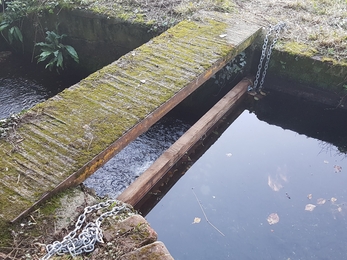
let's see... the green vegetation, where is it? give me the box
[0,0,31,47]
[36,30,79,72]
[0,0,81,71]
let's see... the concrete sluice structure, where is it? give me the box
[0,12,261,227]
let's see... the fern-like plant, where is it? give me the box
[36,30,79,72]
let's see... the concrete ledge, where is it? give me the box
[120,241,174,260]
[0,12,261,223]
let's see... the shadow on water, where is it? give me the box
[143,89,347,260]
[251,89,347,155]
[0,53,88,119]
[2,50,347,259]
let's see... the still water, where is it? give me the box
[146,110,347,260]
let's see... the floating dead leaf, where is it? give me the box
[334,165,342,173]
[317,198,326,205]
[268,175,283,191]
[192,217,201,224]
[338,207,342,212]
[324,160,329,164]
[331,197,337,203]
[226,153,232,157]
[305,204,316,211]
[307,194,312,200]
[267,213,279,225]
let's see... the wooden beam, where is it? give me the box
[118,77,251,206]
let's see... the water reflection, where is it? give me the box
[146,111,347,260]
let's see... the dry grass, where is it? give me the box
[86,0,347,62]
[234,0,347,61]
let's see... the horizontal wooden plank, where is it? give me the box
[0,12,260,222]
[118,77,250,206]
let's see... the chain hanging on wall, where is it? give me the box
[248,21,286,95]
[41,200,133,260]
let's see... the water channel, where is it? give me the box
[1,53,347,259]
[146,105,347,259]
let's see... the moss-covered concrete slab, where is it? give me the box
[0,12,261,223]
[268,42,347,98]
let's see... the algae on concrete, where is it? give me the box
[268,41,347,93]
[0,13,261,226]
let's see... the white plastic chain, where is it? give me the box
[41,200,133,260]
[249,21,286,92]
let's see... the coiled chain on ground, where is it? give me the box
[250,21,286,92]
[41,200,133,260]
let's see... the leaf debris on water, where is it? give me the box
[317,198,326,205]
[331,197,337,203]
[305,204,316,211]
[307,194,312,200]
[334,165,342,173]
[193,217,201,224]
[267,213,279,225]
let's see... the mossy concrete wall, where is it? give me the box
[263,42,347,108]
[269,50,347,91]
[0,13,261,224]
[1,8,158,73]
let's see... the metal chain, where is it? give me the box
[250,21,286,92]
[41,200,133,260]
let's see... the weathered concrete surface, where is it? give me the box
[48,209,172,259]
[265,43,347,108]
[0,12,261,223]
[121,241,174,260]
[28,9,157,73]
[269,48,347,93]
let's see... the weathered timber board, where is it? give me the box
[117,78,250,207]
[0,12,261,222]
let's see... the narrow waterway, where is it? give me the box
[83,117,191,198]
[2,51,347,259]
[146,107,347,260]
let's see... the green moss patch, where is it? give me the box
[0,14,260,226]
[269,46,347,92]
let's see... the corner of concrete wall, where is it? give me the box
[19,8,159,73]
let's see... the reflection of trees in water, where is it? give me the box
[318,141,347,158]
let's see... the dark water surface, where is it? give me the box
[146,110,347,260]
[0,53,87,119]
[3,52,347,259]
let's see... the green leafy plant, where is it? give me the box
[0,20,23,44]
[36,30,79,72]
[0,0,31,46]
